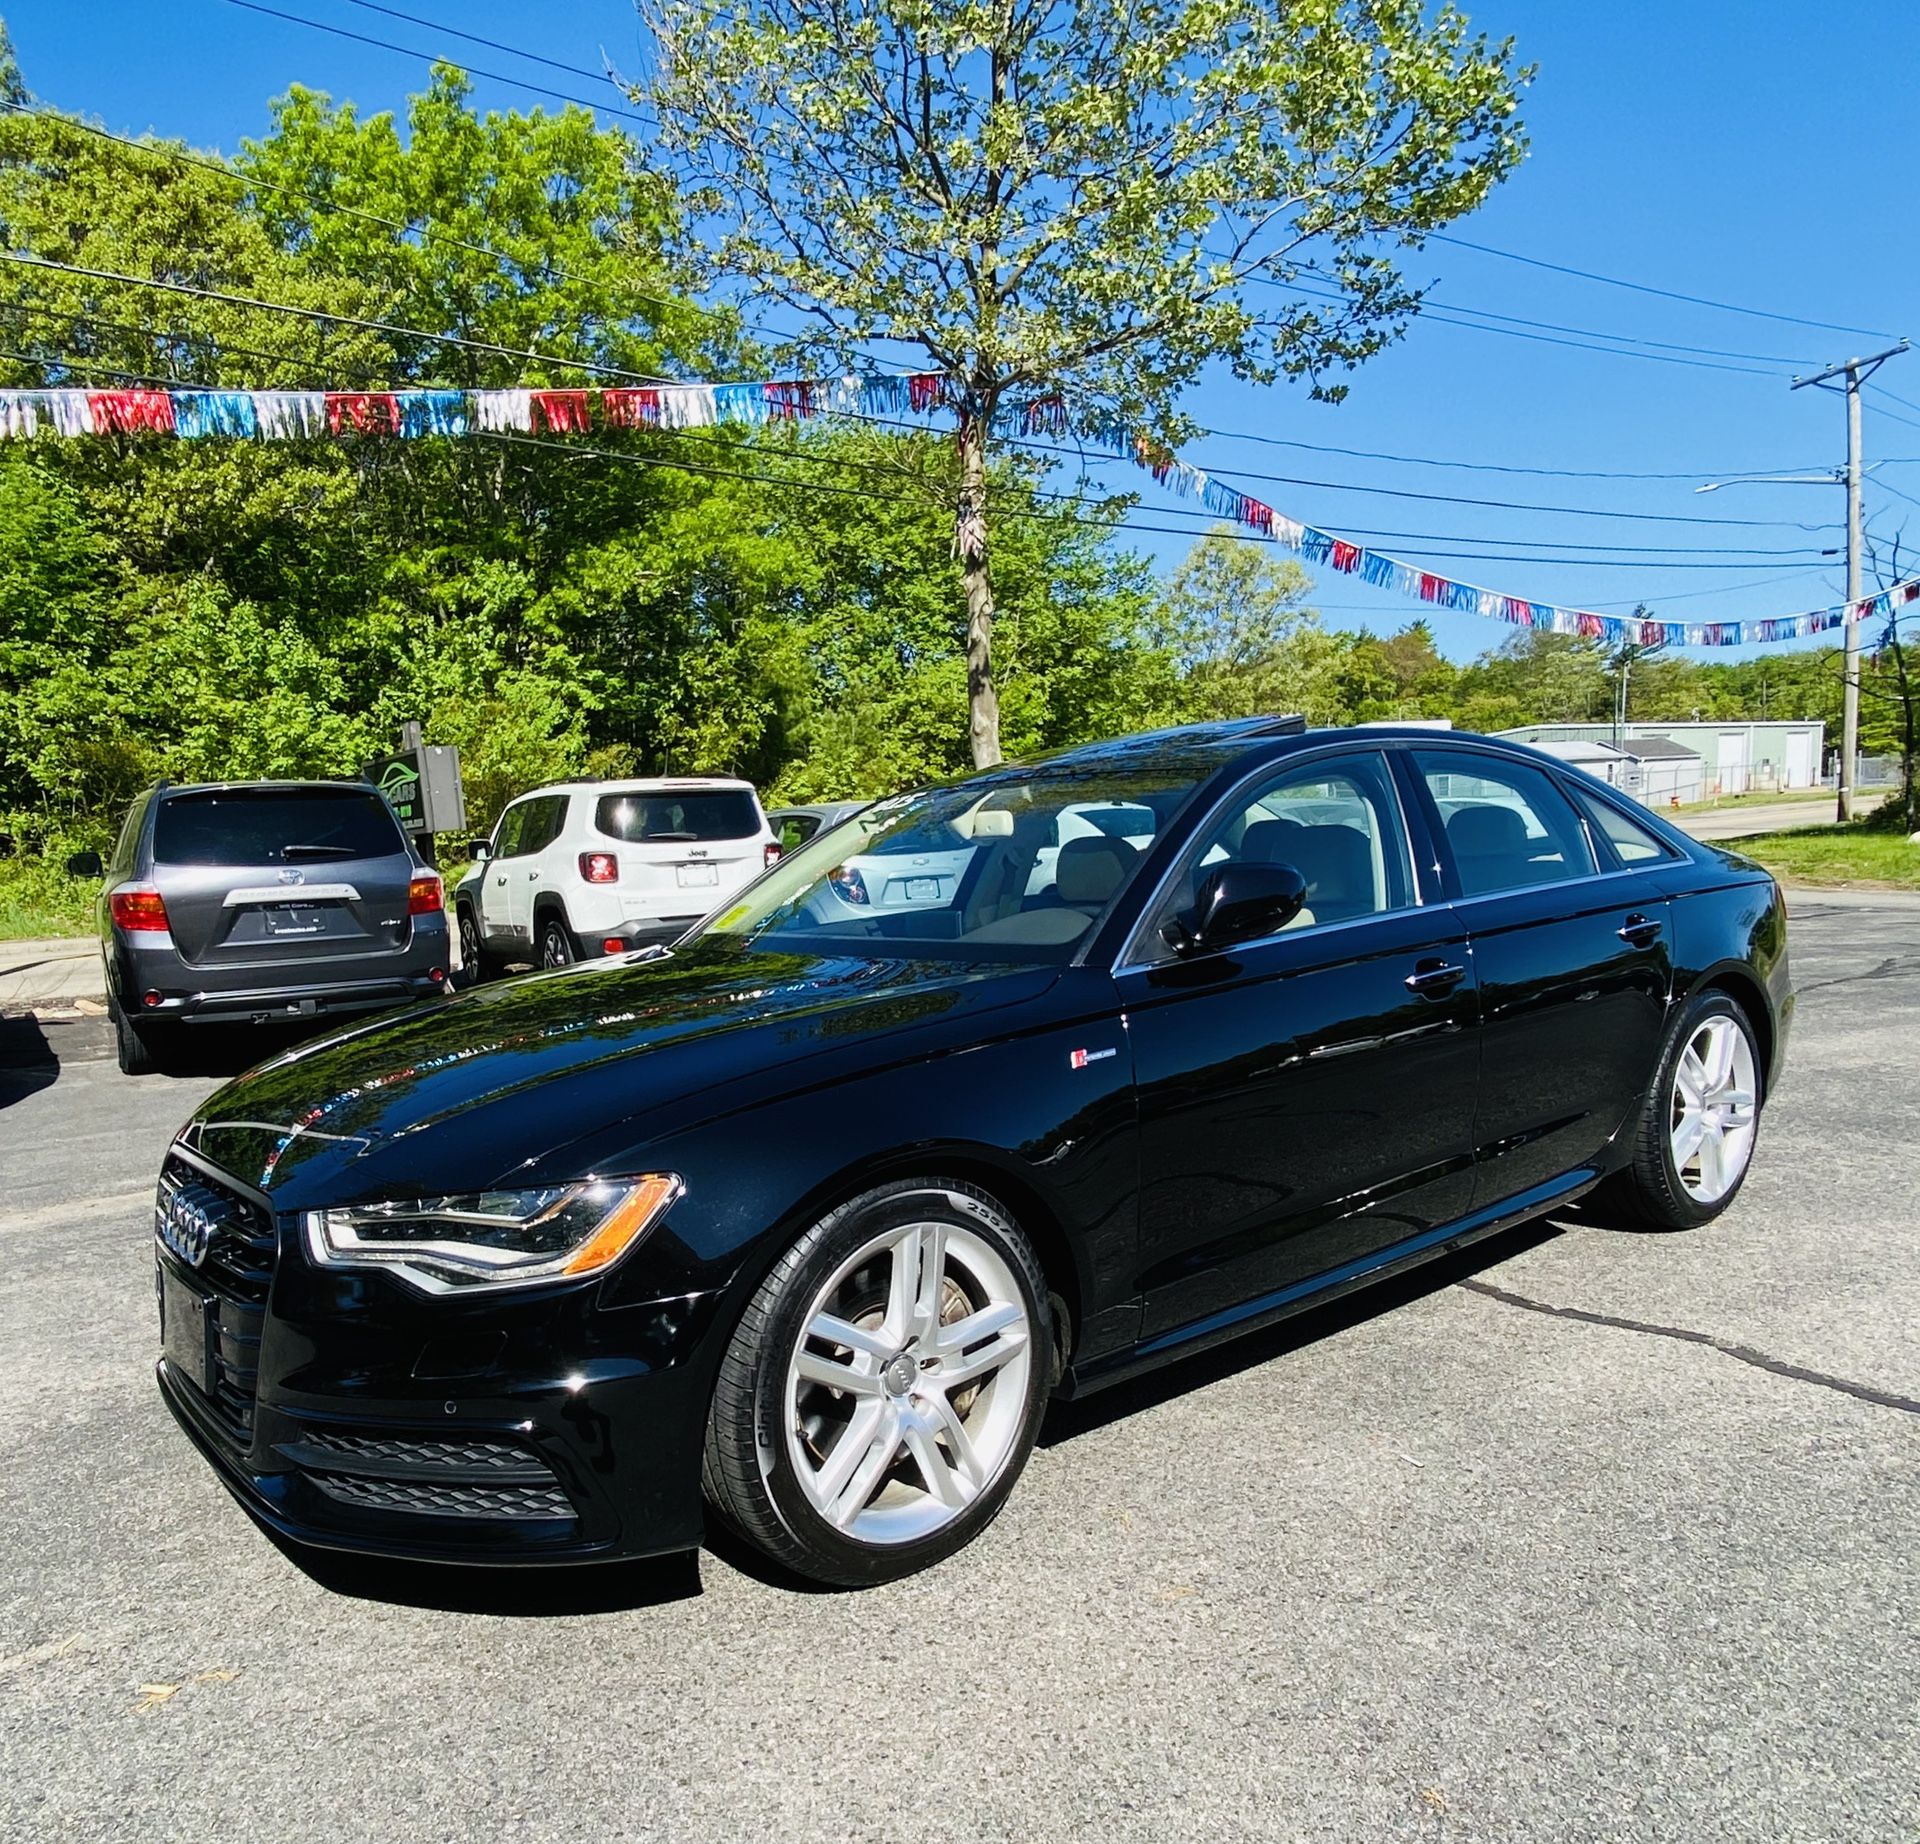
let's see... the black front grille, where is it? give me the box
[158,1151,278,1445]
[276,1427,577,1526]
[309,1471,573,1522]
[298,1432,535,1472]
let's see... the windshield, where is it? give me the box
[689,762,1204,963]
[154,788,406,866]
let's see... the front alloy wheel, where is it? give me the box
[703,1179,1050,1586]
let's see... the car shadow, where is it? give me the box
[147,1020,359,1081]
[260,1521,706,1615]
[1041,1218,1566,1448]
[0,1013,61,1110]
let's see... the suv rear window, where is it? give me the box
[153,788,406,866]
[595,790,760,843]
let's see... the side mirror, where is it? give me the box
[65,850,104,878]
[468,839,494,863]
[1168,861,1308,956]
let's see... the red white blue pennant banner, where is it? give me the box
[3,378,1911,650]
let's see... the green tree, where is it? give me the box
[641,0,1529,766]
[1154,526,1343,723]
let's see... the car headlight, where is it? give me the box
[303,1175,682,1295]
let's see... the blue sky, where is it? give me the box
[7,0,1919,662]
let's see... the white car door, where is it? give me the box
[507,794,569,945]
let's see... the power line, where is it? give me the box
[0,249,674,383]
[218,0,657,129]
[334,0,625,88]
[1426,231,1903,340]
[1261,273,1797,378]
[1183,424,1826,484]
[478,429,1842,570]
[0,100,723,334]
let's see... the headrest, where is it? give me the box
[1447,803,1530,858]
[1284,823,1373,915]
[1240,817,1306,862]
[1056,834,1135,905]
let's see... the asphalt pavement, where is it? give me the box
[2,898,1916,1843]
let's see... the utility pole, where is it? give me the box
[1791,340,1908,820]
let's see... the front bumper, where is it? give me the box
[155,1198,727,1565]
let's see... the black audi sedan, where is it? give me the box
[154,720,1790,1586]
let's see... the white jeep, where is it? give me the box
[455,777,779,976]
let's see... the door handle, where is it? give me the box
[527,870,540,881]
[1617,913,1661,946]
[1405,959,1467,995]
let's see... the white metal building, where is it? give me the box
[1498,721,1822,796]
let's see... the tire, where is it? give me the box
[1611,989,1764,1230]
[537,912,577,968]
[456,904,493,985]
[110,989,164,1076]
[702,1178,1052,1587]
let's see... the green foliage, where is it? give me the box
[1723,822,1920,891]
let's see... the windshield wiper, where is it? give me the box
[279,843,359,858]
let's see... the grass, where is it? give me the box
[1722,821,1920,891]
[0,856,96,939]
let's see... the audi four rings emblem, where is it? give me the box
[158,1189,220,1268]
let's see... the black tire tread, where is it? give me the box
[110,990,159,1076]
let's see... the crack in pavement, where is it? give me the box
[1460,1278,1920,1418]
[1793,955,1920,997]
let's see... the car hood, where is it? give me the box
[183,942,1059,1202]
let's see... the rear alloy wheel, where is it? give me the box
[1613,990,1762,1229]
[456,905,490,984]
[109,989,164,1076]
[703,1179,1050,1586]
[539,915,574,968]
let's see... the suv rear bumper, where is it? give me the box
[114,918,450,1023]
[580,917,705,955]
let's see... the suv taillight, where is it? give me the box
[579,851,619,884]
[109,885,169,932]
[764,841,782,868]
[407,872,443,917]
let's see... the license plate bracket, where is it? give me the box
[904,877,941,902]
[160,1265,217,1397]
[263,905,325,937]
[676,862,719,889]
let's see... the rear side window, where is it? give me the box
[1569,784,1676,865]
[153,788,404,866]
[1416,752,1597,896]
[596,790,760,843]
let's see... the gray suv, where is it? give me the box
[75,780,451,1074]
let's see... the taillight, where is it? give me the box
[828,865,869,905]
[407,872,443,917]
[764,841,782,868]
[579,851,619,884]
[109,885,169,932]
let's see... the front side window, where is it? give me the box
[1145,751,1413,955]
[153,787,405,866]
[692,761,1208,963]
[523,794,570,854]
[1416,751,1598,896]
[492,801,533,859]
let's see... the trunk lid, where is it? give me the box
[151,787,420,967]
[589,785,767,918]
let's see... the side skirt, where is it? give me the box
[1058,1167,1603,1400]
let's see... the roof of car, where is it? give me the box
[156,778,378,796]
[1017,717,1523,777]
[517,777,757,795]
